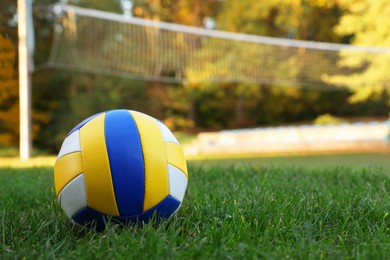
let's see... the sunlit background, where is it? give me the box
[1,0,389,165]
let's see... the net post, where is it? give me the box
[18,0,33,161]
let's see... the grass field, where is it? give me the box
[1,153,390,259]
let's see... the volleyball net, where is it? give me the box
[46,4,390,89]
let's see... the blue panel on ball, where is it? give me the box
[72,196,181,231]
[142,195,181,219]
[117,195,181,223]
[72,206,107,231]
[105,110,145,216]
[68,112,104,136]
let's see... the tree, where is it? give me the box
[129,0,221,129]
[0,0,18,42]
[0,34,19,146]
[217,0,342,42]
[184,0,348,127]
[0,1,19,136]
[326,0,390,105]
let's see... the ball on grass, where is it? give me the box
[54,109,188,230]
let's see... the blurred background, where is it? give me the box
[1,0,389,160]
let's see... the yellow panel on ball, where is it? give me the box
[54,151,83,196]
[80,113,120,216]
[165,142,188,178]
[130,111,169,211]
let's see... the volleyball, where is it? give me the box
[54,109,188,230]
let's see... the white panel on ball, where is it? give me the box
[168,164,188,202]
[58,173,87,219]
[57,130,81,159]
[158,122,179,144]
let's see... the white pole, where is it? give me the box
[18,0,32,161]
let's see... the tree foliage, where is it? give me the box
[0,34,19,145]
[327,0,390,104]
[132,0,219,25]
[183,0,348,128]
[217,0,342,42]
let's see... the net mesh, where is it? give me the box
[47,4,390,89]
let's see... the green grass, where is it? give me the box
[1,155,390,259]
[190,152,390,169]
